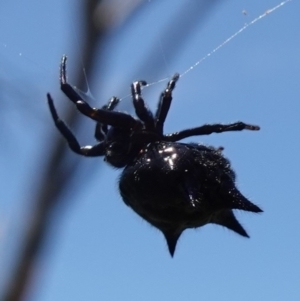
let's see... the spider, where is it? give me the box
[47,55,262,256]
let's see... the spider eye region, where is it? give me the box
[104,127,133,168]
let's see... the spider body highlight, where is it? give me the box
[48,56,262,256]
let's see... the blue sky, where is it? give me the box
[1,0,300,300]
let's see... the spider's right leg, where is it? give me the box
[47,94,105,157]
[165,122,260,142]
[131,80,155,130]
[105,96,120,111]
[155,73,179,135]
[95,97,120,141]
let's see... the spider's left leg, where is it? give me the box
[47,94,105,157]
[131,80,155,130]
[75,100,139,129]
[60,55,84,104]
[165,122,260,142]
[58,56,139,130]
[155,73,179,135]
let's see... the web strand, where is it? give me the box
[145,0,292,88]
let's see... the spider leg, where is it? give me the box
[59,68,136,129]
[60,55,111,127]
[47,94,105,157]
[95,97,120,141]
[155,73,179,135]
[105,96,120,111]
[59,56,136,130]
[165,122,260,142]
[60,55,83,104]
[131,80,155,130]
[75,100,139,128]
[94,123,105,141]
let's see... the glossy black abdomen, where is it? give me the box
[120,142,229,225]
[120,142,261,255]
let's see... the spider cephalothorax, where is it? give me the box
[48,55,262,256]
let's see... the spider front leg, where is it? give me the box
[60,55,83,104]
[58,56,137,129]
[131,80,155,130]
[59,55,105,125]
[47,94,106,157]
[165,121,260,142]
[155,73,179,135]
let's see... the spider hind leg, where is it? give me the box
[47,94,105,157]
[165,122,260,142]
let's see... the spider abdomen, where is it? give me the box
[119,141,262,256]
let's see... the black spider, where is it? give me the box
[47,55,262,256]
